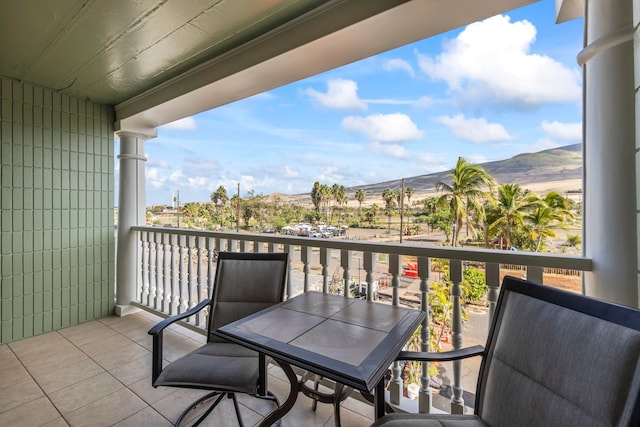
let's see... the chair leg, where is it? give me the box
[230,393,245,427]
[175,391,225,427]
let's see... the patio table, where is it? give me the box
[215,291,426,426]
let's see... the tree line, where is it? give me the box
[147,157,581,253]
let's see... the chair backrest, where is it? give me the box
[207,252,288,343]
[476,276,640,427]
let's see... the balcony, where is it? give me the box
[1,227,591,425]
[0,310,374,426]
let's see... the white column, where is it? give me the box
[579,0,638,307]
[115,130,154,316]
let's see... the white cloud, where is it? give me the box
[369,142,408,158]
[417,15,581,107]
[415,96,435,109]
[161,117,197,131]
[304,79,367,111]
[283,165,300,178]
[517,138,561,154]
[435,114,512,143]
[342,113,424,143]
[466,154,490,165]
[317,166,345,184]
[383,58,415,78]
[365,98,416,105]
[540,121,582,141]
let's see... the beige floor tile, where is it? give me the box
[34,358,105,394]
[0,379,45,413]
[8,332,65,355]
[151,388,215,422]
[0,363,32,391]
[108,355,155,386]
[25,347,90,378]
[92,341,149,370]
[157,392,264,427]
[42,416,71,426]
[9,334,76,365]
[112,406,172,427]
[0,396,61,427]
[64,388,147,427]
[0,344,21,371]
[77,333,134,358]
[128,376,178,405]
[99,314,155,335]
[59,323,118,348]
[118,319,156,343]
[49,372,124,414]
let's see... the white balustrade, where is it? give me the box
[130,226,592,415]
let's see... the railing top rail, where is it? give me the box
[132,226,592,271]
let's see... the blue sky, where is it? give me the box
[117,0,584,206]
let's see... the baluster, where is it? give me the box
[301,246,311,293]
[364,252,376,301]
[187,235,195,321]
[253,240,262,253]
[268,242,275,253]
[149,233,157,309]
[320,248,330,294]
[239,239,247,252]
[388,253,402,405]
[170,234,179,315]
[526,265,543,284]
[155,233,163,310]
[207,237,215,298]
[144,232,152,307]
[178,234,186,314]
[228,239,238,252]
[139,231,147,303]
[161,233,170,314]
[340,249,352,298]
[418,256,432,413]
[285,245,294,298]
[389,254,401,306]
[450,259,464,414]
[485,262,500,324]
[196,236,204,326]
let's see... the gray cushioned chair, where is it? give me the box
[148,251,288,426]
[373,276,640,427]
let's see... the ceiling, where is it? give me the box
[0,0,544,133]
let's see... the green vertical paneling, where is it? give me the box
[0,76,114,344]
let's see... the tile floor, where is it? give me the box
[0,311,374,426]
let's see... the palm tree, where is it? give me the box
[336,185,347,224]
[310,181,322,214]
[320,184,331,222]
[435,157,495,247]
[355,188,366,224]
[525,191,573,252]
[526,205,563,252]
[487,183,537,250]
[382,188,396,230]
[405,186,414,223]
[211,185,228,208]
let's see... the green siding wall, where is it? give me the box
[0,76,115,344]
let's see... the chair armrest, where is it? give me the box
[148,298,211,336]
[148,299,210,384]
[396,344,484,362]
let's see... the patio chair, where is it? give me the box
[148,251,288,427]
[373,275,640,427]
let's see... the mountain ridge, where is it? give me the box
[277,143,582,205]
[347,143,582,196]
